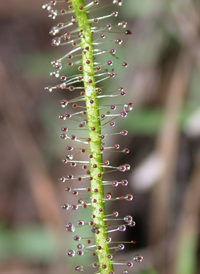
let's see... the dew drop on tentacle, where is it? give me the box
[67,250,75,257]
[125,29,132,35]
[133,255,143,262]
[75,265,84,272]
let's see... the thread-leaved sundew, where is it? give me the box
[43,0,143,273]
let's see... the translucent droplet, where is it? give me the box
[117,244,125,250]
[124,102,133,112]
[124,215,133,222]
[113,211,119,217]
[125,194,133,201]
[77,220,85,226]
[121,179,128,186]
[75,265,84,272]
[118,21,127,28]
[128,221,136,227]
[77,251,84,256]
[119,225,126,232]
[115,38,123,45]
[61,204,69,210]
[77,244,84,249]
[42,4,48,9]
[66,154,73,160]
[44,86,53,92]
[49,26,59,35]
[74,235,81,241]
[134,255,143,262]
[67,249,75,257]
[66,223,75,232]
[52,37,61,46]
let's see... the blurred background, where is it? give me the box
[0,0,200,274]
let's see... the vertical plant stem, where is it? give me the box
[71,1,114,273]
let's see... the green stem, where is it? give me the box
[71,1,114,273]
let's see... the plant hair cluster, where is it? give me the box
[43,1,143,273]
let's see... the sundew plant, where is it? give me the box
[43,1,143,273]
